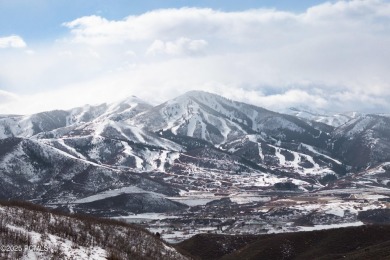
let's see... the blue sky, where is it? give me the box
[1,0,390,114]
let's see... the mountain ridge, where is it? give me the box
[1,90,390,220]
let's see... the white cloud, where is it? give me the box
[0,35,27,48]
[2,1,390,114]
[62,8,297,45]
[125,50,137,57]
[0,90,18,102]
[25,49,35,55]
[0,90,20,114]
[146,37,207,56]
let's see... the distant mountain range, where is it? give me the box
[283,106,361,127]
[1,90,390,215]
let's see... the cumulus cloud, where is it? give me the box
[0,35,27,48]
[62,8,297,46]
[146,38,207,56]
[2,1,390,114]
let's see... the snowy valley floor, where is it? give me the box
[113,188,390,244]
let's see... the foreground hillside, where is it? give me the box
[0,200,188,260]
[3,199,390,260]
[177,225,390,260]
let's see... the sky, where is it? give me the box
[1,0,390,115]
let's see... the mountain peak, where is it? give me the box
[179,90,222,100]
[115,95,150,106]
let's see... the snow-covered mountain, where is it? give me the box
[132,91,327,147]
[0,96,151,139]
[285,106,361,127]
[1,90,389,216]
[0,136,187,217]
[331,114,390,168]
